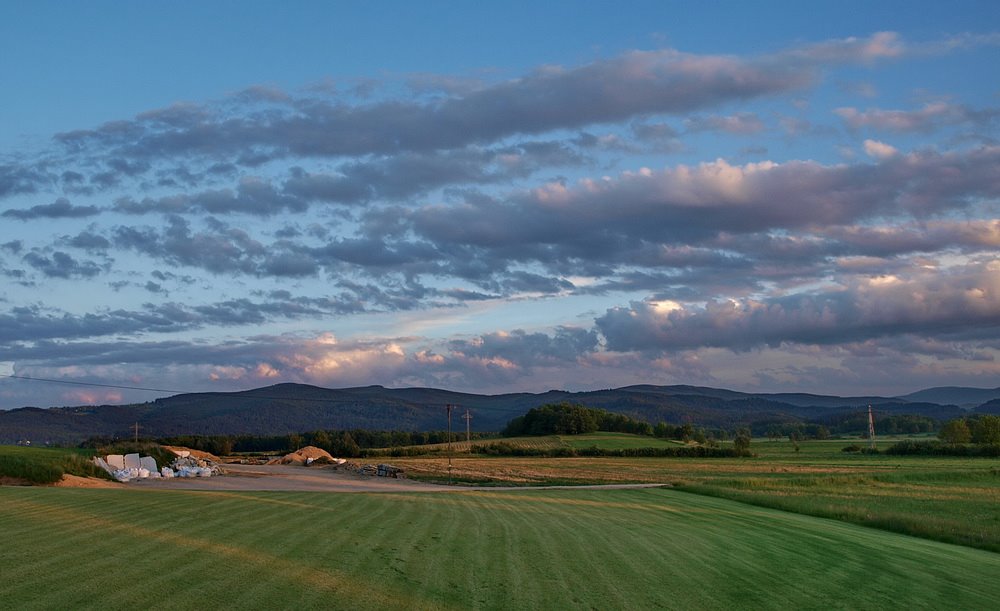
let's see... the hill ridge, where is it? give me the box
[2,382,995,444]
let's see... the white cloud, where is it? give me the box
[863,139,899,159]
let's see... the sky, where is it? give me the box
[2,1,1000,409]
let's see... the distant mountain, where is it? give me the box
[898,387,1000,408]
[975,399,1000,415]
[0,382,972,445]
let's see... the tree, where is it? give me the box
[733,428,752,453]
[972,415,1000,445]
[938,419,971,445]
[311,430,332,451]
[332,432,361,457]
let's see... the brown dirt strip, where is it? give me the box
[125,463,667,493]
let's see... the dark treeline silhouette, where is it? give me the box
[502,402,654,436]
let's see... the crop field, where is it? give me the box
[3,485,1000,610]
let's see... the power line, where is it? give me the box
[0,374,183,394]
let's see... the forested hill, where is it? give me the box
[2,382,995,444]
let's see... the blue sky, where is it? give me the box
[2,1,999,408]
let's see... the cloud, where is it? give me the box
[837,102,998,133]
[50,45,814,169]
[863,139,899,159]
[115,177,307,216]
[21,250,105,279]
[0,163,50,198]
[596,261,1000,353]
[448,327,599,368]
[3,197,101,220]
[684,113,765,134]
[411,148,1000,258]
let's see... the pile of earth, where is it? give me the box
[266,446,346,466]
[162,446,221,462]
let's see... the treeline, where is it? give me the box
[472,442,750,458]
[937,414,1000,445]
[854,415,1000,456]
[761,414,937,440]
[502,402,654,436]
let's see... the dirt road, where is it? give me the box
[131,463,665,493]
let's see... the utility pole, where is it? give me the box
[446,404,453,484]
[867,405,877,450]
[463,409,472,442]
[133,422,141,443]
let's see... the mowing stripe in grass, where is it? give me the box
[2,486,1000,609]
[0,493,448,610]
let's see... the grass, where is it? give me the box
[373,432,687,457]
[0,446,108,484]
[559,432,687,450]
[390,438,1000,551]
[2,486,1000,609]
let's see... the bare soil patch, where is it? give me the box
[52,474,122,489]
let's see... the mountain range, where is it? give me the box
[2,383,999,445]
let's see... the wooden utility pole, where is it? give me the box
[133,422,141,443]
[446,404,454,483]
[867,405,877,450]
[463,409,472,442]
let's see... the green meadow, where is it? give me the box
[3,485,1000,610]
[395,437,1000,552]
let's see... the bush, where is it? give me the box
[0,447,110,484]
[0,455,65,484]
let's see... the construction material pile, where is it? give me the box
[333,461,404,478]
[266,446,347,466]
[93,447,223,482]
[93,453,160,482]
[166,453,222,478]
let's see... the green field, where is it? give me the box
[559,431,687,450]
[2,485,1000,609]
[393,438,1000,551]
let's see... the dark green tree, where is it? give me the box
[938,419,971,445]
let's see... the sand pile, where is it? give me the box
[162,446,221,462]
[267,446,342,466]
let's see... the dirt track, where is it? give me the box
[130,463,665,493]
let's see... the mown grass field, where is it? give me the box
[392,438,1000,552]
[3,485,1000,610]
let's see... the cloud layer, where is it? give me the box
[2,30,1000,407]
